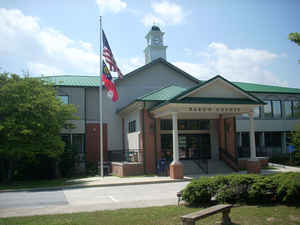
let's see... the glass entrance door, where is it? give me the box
[161,134,211,161]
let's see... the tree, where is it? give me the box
[289,32,300,63]
[291,125,300,165]
[0,72,77,182]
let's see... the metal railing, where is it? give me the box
[237,146,273,158]
[108,149,144,163]
[193,158,208,174]
[219,148,239,171]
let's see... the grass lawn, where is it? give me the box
[1,204,300,225]
[0,177,90,191]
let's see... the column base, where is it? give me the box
[170,161,184,179]
[247,159,261,174]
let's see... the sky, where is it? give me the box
[1,0,300,88]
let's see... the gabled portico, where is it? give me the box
[150,75,265,178]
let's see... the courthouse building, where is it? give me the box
[44,26,300,178]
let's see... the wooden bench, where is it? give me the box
[180,204,233,225]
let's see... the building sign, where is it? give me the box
[187,107,241,113]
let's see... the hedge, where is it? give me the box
[182,173,300,205]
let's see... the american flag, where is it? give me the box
[102,30,123,79]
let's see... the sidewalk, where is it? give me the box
[0,176,191,193]
[1,163,299,193]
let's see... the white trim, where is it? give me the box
[178,77,259,102]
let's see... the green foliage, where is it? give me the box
[215,175,258,203]
[290,125,300,165]
[59,144,80,178]
[275,172,300,203]
[289,32,300,63]
[0,72,77,182]
[86,161,99,176]
[182,177,213,205]
[248,176,277,203]
[182,173,300,205]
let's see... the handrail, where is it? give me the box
[237,146,268,158]
[219,148,239,171]
[193,158,208,174]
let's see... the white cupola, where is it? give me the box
[144,25,167,64]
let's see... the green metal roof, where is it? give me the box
[41,75,300,94]
[138,85,187,101]
[41,75,100,87]
[233,81,300,94]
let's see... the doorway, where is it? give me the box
[161,134,211,161]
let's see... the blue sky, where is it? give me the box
[1,0,300,87]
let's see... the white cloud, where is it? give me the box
[96,0,127,14]
[142,14,165,27]
[120,56,144,74]
[152,1,184,25]
[0,8,99,76]
[141,1,186,27]
[28,62,64,75]
[174,43,288,86]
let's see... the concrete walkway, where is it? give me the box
[1,163,299,193]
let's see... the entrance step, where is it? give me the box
[207,160,235,174]
[181,160,204,175]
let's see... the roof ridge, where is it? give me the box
[232,81,300,90]
[41,75,99,78]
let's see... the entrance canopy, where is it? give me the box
[150,75,265,119]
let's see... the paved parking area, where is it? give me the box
[0,182,189,218]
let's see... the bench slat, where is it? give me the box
[181,204,232,221]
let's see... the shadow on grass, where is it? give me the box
[0,177,92,191]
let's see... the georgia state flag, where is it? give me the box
[102,61,118,102]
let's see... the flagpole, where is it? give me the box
[99,16,104,178]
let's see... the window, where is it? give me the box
[284,101,293,119]
[241,132,250,147]
[57,95,69,104]
[263,100,282,119]
[128,120,136,133]
[293,101,300,119]
[161,119,172,130]
[264,100,272,118]
[73,134,85,153]
[60,134,84,153]
[273,101,282,118]
[265,132,281,147]
[253,107,260,118]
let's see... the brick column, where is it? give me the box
[143,110,156,174]
[156,119,162,160]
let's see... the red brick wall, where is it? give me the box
[238,158,269,170]
[111,162,144,177]
[225,117,237,159]
[218,116,225,150]
[142,110,156,174]
[85,123,108,163]
[156,119,161,160]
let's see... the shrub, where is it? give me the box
[181,173,300,205]
[59,145,80,178]
[182,177,214,205]
[215,174,258,203]
[274,172,300,203]
[248,176,277,203]
[86,161,98,176]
